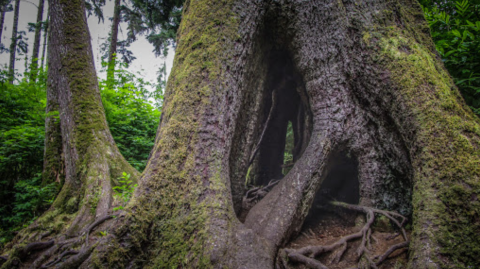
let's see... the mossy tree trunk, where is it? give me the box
[7,0,19,84]
[0,0,139,266]
[106,0,120,87]
[2,0,480,268]
[43,0,139,232]
[29,0,45,83]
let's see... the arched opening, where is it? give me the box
[249,50,310,187]
[302,150,360,231]
[234,49,312,220]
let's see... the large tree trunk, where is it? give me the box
[106,0,120,87]
[43,0,138,232]
[29,0,45,82]
[0,0,138,267]
[2,0,480,268]
[8,0,19,84]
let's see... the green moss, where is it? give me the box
[96,0,241,267]
[364,11,480,267]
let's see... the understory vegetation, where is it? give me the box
[0,62,161,244]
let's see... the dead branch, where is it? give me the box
[283,202,409,269]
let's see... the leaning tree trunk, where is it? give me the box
[29,0,45,82]
[2,0,480,268]
[0,0,139,267]
[8,0,19,84]
[106,0,120,87]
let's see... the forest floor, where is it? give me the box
[285,209,409,269]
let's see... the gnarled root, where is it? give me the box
[242,179,280,211]
[1,215,116,269]
[282,202,409,269]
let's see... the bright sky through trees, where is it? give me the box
[0,0,174,85]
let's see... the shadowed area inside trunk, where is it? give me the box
[302,150,360,231]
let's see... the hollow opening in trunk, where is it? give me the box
[302,150,360,230]
[237,49,312,220]
[250,50,311,187]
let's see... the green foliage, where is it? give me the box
[0,67,49,244]
[100,61,161,171]
[0,60,162,245]
[283,121,294,175]
[422,0,480,115]
[113,172,137,211]
[124,0,185,56]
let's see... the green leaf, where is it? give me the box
[444,50,456,57]
[452,29,462,37]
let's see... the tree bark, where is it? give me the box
[40,10,48,69]
[106,0,120,87]
[41,58,64,187]
[8,0,19,84]
[0,1,139,266]
[0,1,9,44]
[3,0,480,268]
[29,0,45,82]
[44,0,138,232]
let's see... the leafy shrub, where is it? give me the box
[422,0,480,115]
[113,172,137,211]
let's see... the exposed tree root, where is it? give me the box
[42,250,78,268]
[242,179,280,211]
[282,202,409,269]
[1,215,116,269]
[84,214,114,246]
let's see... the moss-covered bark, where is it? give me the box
[45,0,139,233]
[2,0,479,268]
[365,2,480,267]
[41,68,64,187]
[106,0,120,86]
[0,0,139,265]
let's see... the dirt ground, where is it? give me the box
[284,208,409,269]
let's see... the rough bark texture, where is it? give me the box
[30,0,45,82]
[107,0,120,85]
[40,10,48,69]
[3,0,480,268]
[44,0,138,233]
[8,0,19,84]
[41,60,64,186]
[0,0,139,266]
